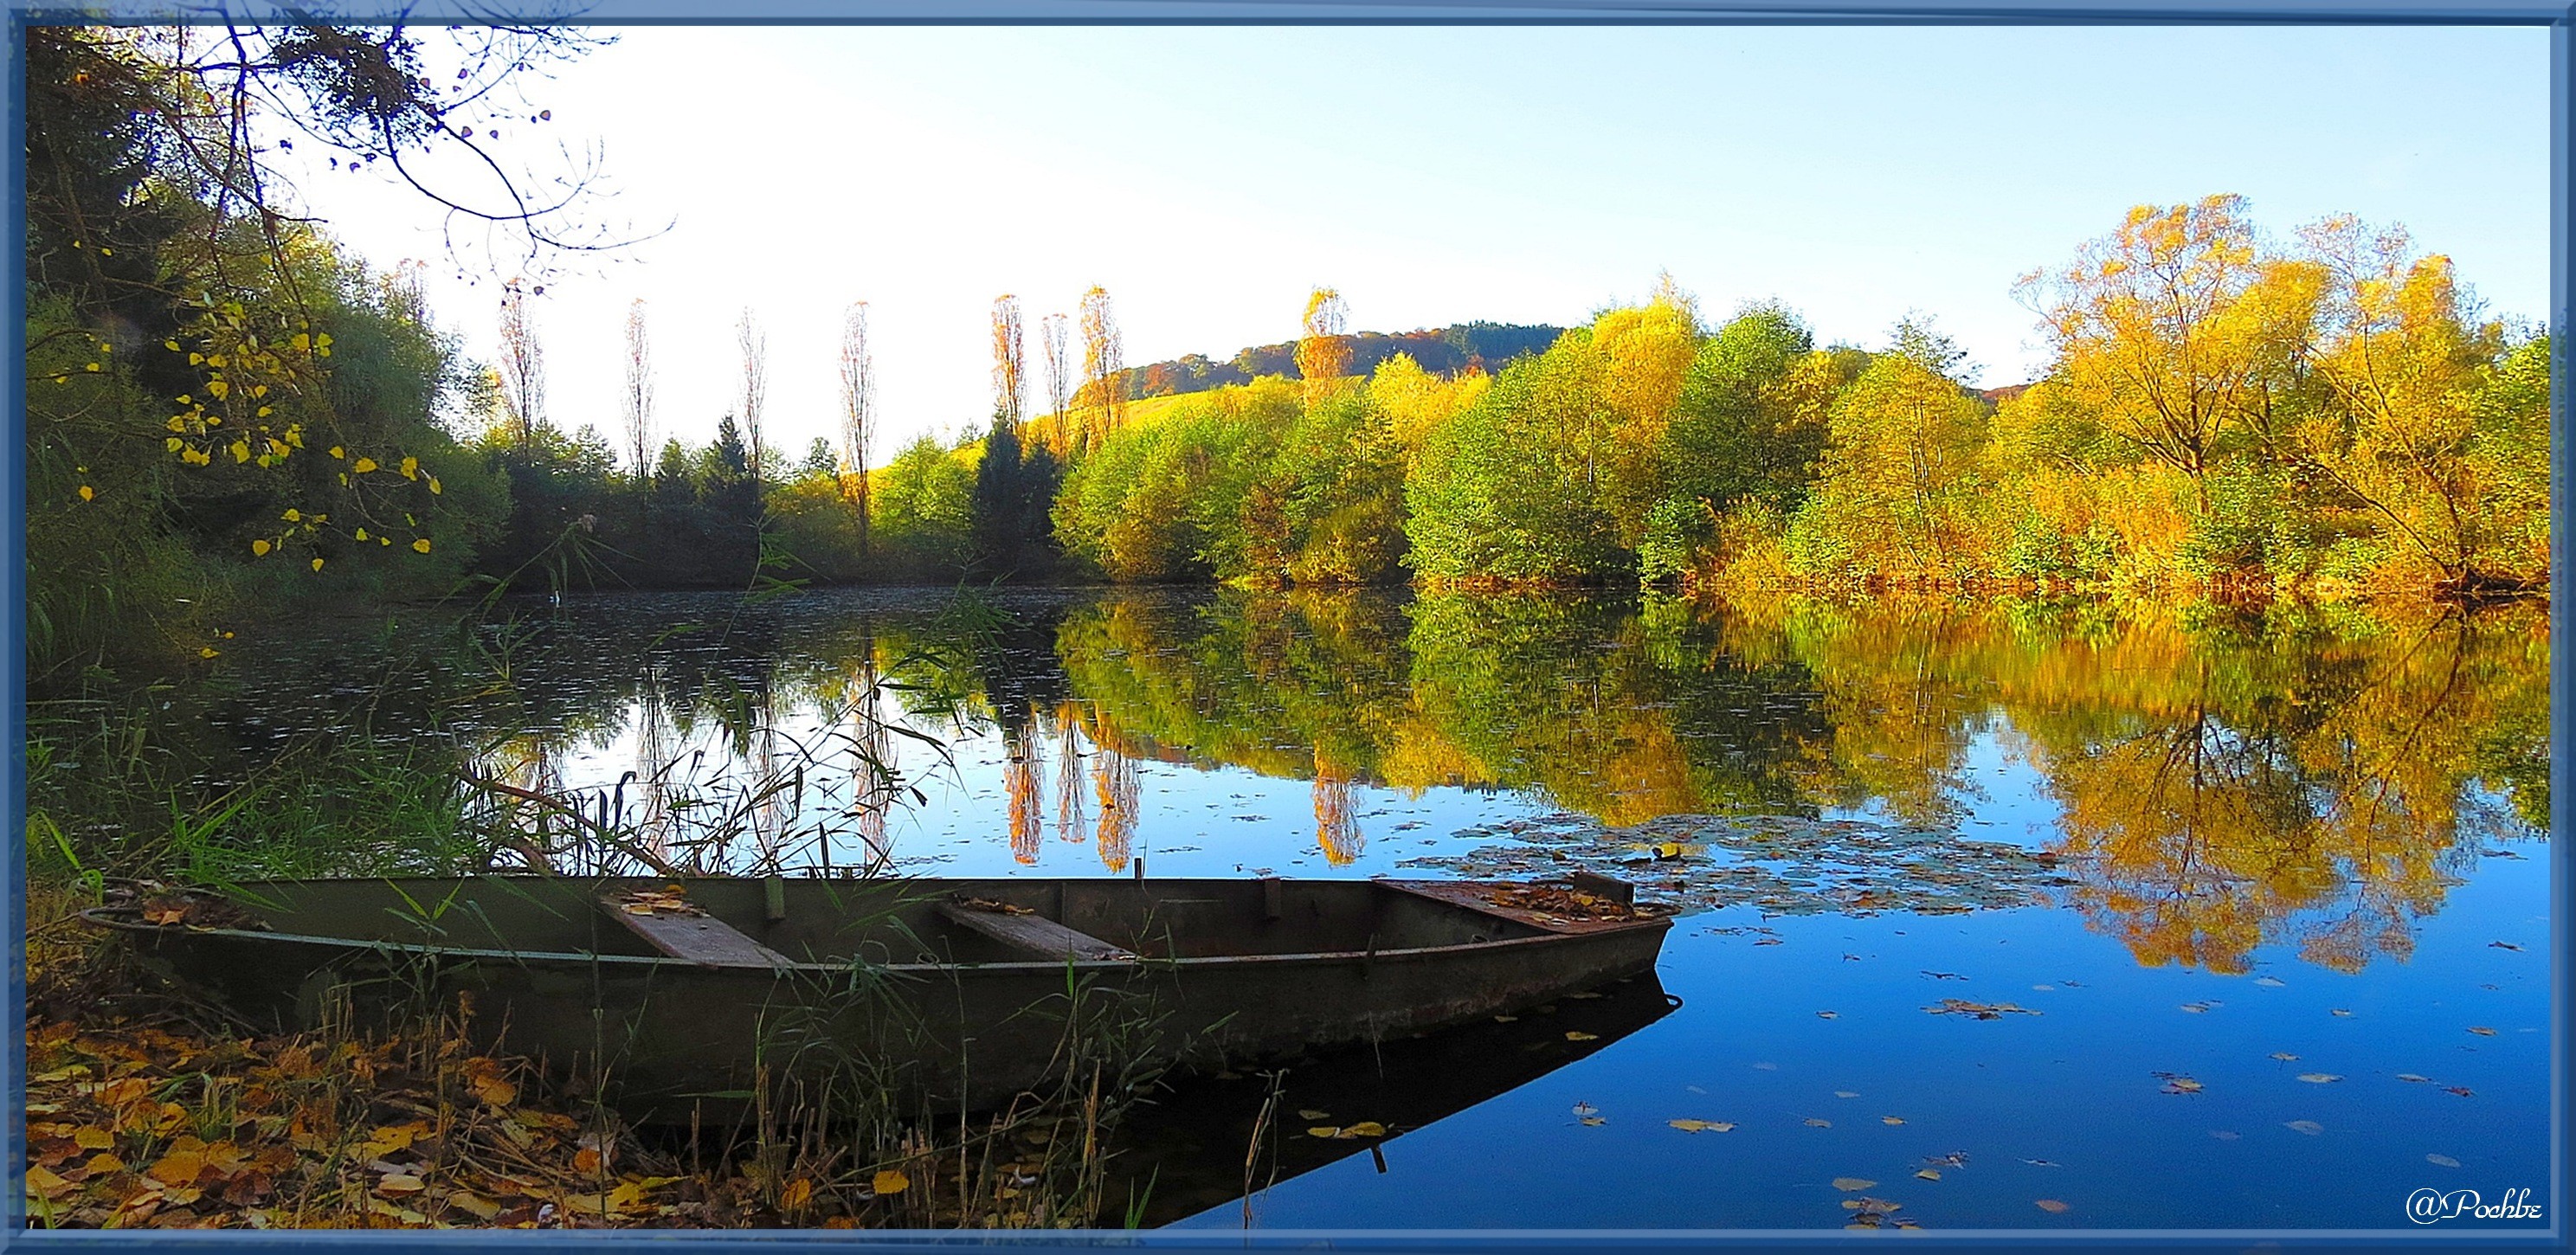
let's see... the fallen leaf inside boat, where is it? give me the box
[873,1168,910,1195]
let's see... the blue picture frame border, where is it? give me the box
[2,2,2565,1251]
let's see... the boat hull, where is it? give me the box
[92,876,1669,1118]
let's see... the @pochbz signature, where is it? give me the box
[2406,1187,2543,1224]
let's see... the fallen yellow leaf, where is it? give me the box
[873,1168,910,1196]
[24,1164,74,1200]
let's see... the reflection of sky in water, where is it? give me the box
[1183,848,2548,1229]
[214,587,2550,1228]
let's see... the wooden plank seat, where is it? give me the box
[600,895,795,970]
[937,899,1135,962]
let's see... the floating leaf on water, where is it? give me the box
[2285,1120,2324,1136]
[2329,1008,2353,1017]
[2489,942,2523,952]
[1686,1085,1707,1094]
[2467,1027,2497,1037]
[2018,1158,2058,1167]
[2034,1199,2070,1214]
[1570,1102,1597,1117]
[1752,1062,1778,1071]
[2269,1052,2300,1062]
[2030,984,2053,992]
[1915,1168,1941,1181]
[1805,1118,1832,1128]
[2296,1073,2342,1084]
[1667,1119,1733,1133]
[1833,1091,1859,1098]
[1881,1116,1905,1126]
[1578,1116,1607,1127]
[2443,1087,2475,1097]
[2255,977,2286,988]
[2209,1130,2239,1141]
[1831,1177,1877,1192]
[1816,1011,1839,1020]
[2178,1002,2210,1014]
[2395,1074,2431,1084]
[2427,1154,2462,1168]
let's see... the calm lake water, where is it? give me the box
[209,584,2551,1231]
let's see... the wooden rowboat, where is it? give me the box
[85,873,1670,1118]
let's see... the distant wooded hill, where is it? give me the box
[1117,322,1565,400]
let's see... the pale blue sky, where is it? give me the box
[306,24,2549,467]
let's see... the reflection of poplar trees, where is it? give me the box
[1053,702,1089,845]
[1006,711,1043,866]
[634,674,673,865]
[1312,763,1362,866]
[850,651,893,868]
[1092,747,1138,873]
[750,675,787,868]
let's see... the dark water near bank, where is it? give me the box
[207,585,2551,1231]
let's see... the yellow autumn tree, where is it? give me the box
[2288,216,2524,594]
[1587,275,1703,543]
[2014,195,2302,502]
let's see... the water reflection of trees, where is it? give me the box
[1715,595,2547,974]
[234,587,2545,973]
[1055,589,2545,974]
